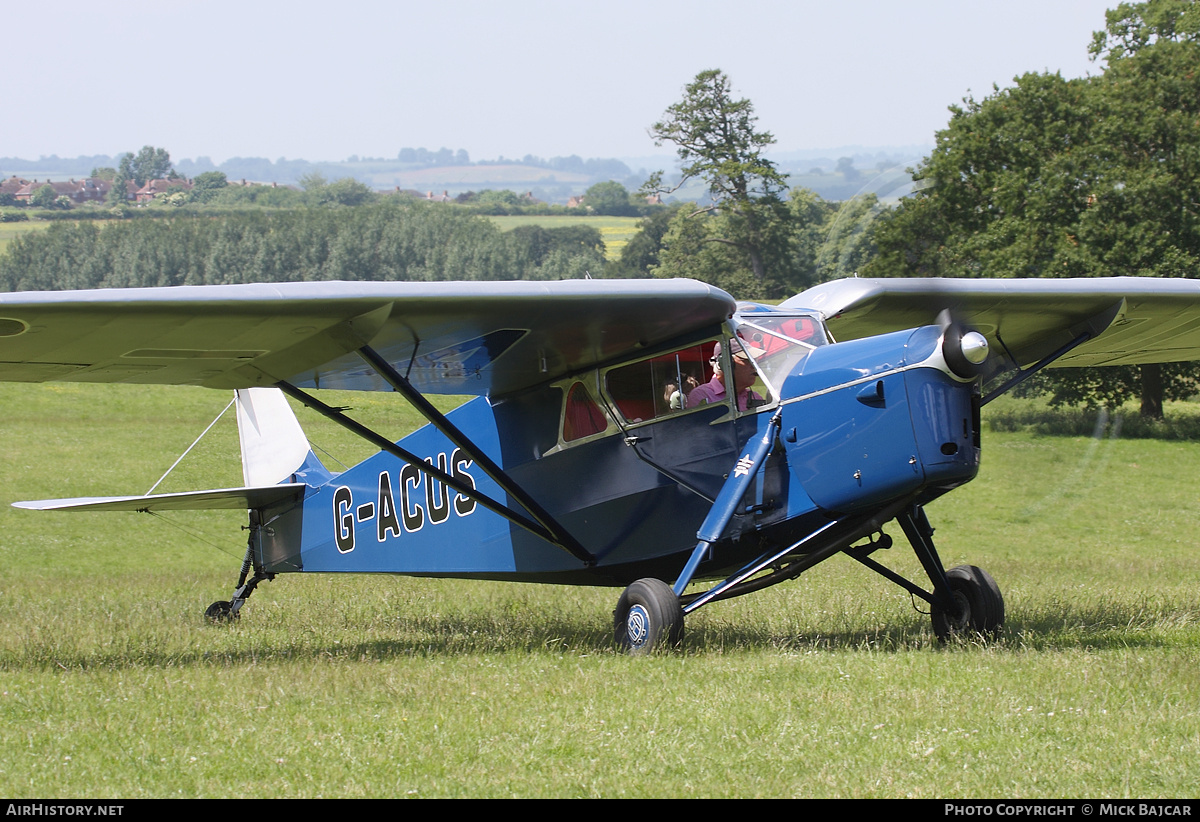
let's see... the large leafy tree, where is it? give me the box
[643,69,791,295]
[1089,0,1200,59]
[582,181,637,216]
[866,0,1200,417]
[117,146,174,187]
[865,70,1097,279]
[651,195,801,299]
[189,171,228,203]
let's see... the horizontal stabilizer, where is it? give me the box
[12,484,306,513]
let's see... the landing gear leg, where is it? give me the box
[886,505,1004,641]
[206,510,274,622]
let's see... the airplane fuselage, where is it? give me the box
[255,306,982,588]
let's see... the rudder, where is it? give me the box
[234,387,331,486]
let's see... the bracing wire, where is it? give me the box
[308,438,349,471]
[144,510,243,558]
[146,396,237,495]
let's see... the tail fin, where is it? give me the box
[235,387,331,486]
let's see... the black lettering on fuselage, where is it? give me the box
[400,462,425,533]
[334,486,354,553]
[377,471,402,541]
[336,451,480,550]
[425,453,451,525]
[452,448,477,516]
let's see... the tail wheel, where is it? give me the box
[614,578,684,654]
[931,565,1004,641]
[205,600,237,622]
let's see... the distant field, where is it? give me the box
[488,214,641,260]
[0,220,50,254]
[0,382,1197,798]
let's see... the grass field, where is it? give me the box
[0,384,1198,798]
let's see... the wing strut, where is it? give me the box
[982,298,1127,405]
[275,378,596,567]
[353,345,594,565]
[982,329,1097,405]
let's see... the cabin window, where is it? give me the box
[605,342,716,424]
[562,382,608,441]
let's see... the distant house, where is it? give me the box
[70,178,112,203]
[14,177,113,204]
[1,176,31,198]
[424,190,453,202]
[135,177,193,203]
[567,195,586,208]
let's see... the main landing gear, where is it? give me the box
[929,564,1005,642]
[613,578,684,655]
[612,503,1004,654]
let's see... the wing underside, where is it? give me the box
[0,280,737,397]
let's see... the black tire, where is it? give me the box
[205,600,237,622]
[614,578,684,654]
[931,565,1004,641]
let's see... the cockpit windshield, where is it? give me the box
[731,310,828,398]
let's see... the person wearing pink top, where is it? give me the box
[687,340,764,411]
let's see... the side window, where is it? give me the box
[562,382,608,442]
[606,342,716,423]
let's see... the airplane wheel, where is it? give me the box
[614,578,683,654]
[931,565,1004,641]
[205,600,237,622]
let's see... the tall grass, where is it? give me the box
[0,384,1198,797]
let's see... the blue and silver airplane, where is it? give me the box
[2,276,1197,652]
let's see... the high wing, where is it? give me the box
[786,277,1200,372]
[0,279,736,396]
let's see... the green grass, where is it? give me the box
[1,383,1198,797]
[488,214,641,260]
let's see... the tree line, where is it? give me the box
[0,203,606,292]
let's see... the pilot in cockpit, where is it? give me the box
[686,339,765,411]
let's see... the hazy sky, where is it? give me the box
[6,0,1119,164]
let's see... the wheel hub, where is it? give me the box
[626,603,651,647]
[948,589,971,629]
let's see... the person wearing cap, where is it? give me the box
[686,339,764,411]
